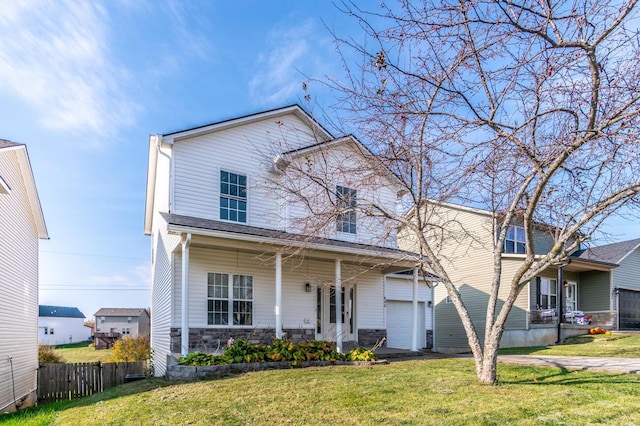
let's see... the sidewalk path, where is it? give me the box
[497,355,640,374]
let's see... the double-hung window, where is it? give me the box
[539,278,557,310]
[220,171,247,223]
[207,272,253,326]
[504,225,526,254]
[336,185,357,234]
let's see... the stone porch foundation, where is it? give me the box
[170,327,389,353]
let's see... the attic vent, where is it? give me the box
[269,154,291,175]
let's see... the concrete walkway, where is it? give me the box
[378,348,640,374]
[497,355,640,374]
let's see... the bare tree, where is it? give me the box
[272,0,640,384]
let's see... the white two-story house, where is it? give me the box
[0,140,48,412]
[144,106,432,375]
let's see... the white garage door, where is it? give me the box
[387,301,425,349]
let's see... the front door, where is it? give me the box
[565,281,577,313]
[316,284,355,342]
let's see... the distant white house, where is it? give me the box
[0,140,48,412]
[38,305,89,345]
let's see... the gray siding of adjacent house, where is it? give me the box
[578,270,611,311]
[612,248,640,292]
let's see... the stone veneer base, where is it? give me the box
[170,327,389,353]
[167,359,389,381]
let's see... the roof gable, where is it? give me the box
[0,139,48,239]
[575,238,640,264]
[94,308,148,318]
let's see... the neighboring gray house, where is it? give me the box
[38,305,89,345]
[94,308,151,339]
[573,238,640,330]
[0,140,48,412]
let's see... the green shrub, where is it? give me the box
[179,351,226,366]
[345,347,377,361]
[39,345,64,363]
[110,336,151,362]
[177,339,379,366]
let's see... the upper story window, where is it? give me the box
[504,225,526,254]
[336,185,357,234]
[220,171,247,223]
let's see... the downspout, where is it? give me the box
[335,259,342,353]
[181,233,191,356]
[275,252,282,339]
[411,268,419,351]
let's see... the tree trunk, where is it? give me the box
[478,341,500,384]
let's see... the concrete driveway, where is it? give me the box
[497,355,640,374]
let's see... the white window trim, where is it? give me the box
[207,272,254,327]
[539,277,558,310]
[336,185,357,234]
[504,225,526,254]
[219,169,249,224]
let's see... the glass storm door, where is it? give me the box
[316,285,355,341]
[565,281,577,312]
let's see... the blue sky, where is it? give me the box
[1,1,638,321]
[0,0,361,321]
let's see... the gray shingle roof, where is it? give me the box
[0,139,23,149]
[573,238,640,264]
[160,212,415,259]
[39,305,86,319]
[94,308,148,317]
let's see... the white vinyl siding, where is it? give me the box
[38,317,89,345]
[0,148,40,411]
[286,142,400,248]
[172,115,317,228]
[170,246,387,333]
[150,229,179,376]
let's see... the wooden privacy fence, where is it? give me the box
[38,361,145,403]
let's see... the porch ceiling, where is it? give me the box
[559,257,617,273]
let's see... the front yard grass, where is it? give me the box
[3,358,640,425]
[499,332,640,357]
[52,342,113,363]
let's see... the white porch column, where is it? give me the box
[335,259,343,353]
[411,267,419,352]
[181,233,192,356]
[275,252,282,339]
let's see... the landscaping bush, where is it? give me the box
[39,344,64,363]
[178,338,377,366]
[109,336,151,362]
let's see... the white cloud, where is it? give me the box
[0,0,137,137]
[249,18,322,106]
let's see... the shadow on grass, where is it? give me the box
[54,341,94,350]
[1,378,173,423]
[497,364,640,387]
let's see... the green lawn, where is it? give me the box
[6,333,638,425]
[52,342,113,363]
[499,332,640,357]
[2,358,639,425]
